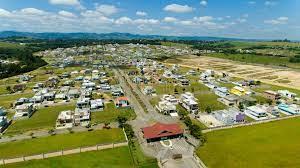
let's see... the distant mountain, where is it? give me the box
[0,31,259,41]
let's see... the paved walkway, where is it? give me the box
[114,68,203,168]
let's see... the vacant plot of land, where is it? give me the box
[171,56,300,88]
[1,146,133,168]
[0,93,34,109]
[0,128,125,159]
[197,117,300,168]
[195,92,226,112]
[91,103,136,124]
[5,104,75,135]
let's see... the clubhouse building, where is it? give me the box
[142,122,184,143]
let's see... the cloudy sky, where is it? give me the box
[0,0,299,40]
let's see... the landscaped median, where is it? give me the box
[0,128,126,159]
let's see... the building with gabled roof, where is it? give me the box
[142,122,183,143]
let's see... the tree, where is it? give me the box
[205,106,212,114]
[256,80,261,85]
[174,88,178,94]
[6,86,12,93]
[117,116,128,127]
[190,124,202,139]
[266,99,273,105]
[238,103,244,111]
[184,117,192,127]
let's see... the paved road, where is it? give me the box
[114,68,202,168]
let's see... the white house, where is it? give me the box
[214,87,229,98]
[278,90,297,99]
[156,100,177,115]
[74,108,90,126]
[161,94,179,105]
[14,103,35,119]
[56,110,74,129]
[90,99,104,111]
[245,106,268,120]
[180,92,199,113]
[76,97,90,109]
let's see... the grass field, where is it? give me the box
[253,83,300,96]
[0,93,34,109]
[5,104,75,135]
[91,103,136,124]
[0,128,125,159]
[1,146,133,168]
[197,117,300,168]
[152,82,225,112]
[208,53,300,69]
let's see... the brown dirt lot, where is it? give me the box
[164,55,300,89]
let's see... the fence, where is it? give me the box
[0,141,128,165]
[203,114,300,133]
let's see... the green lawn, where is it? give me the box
[253,83,300,96]
[91,103,136,124]
[130,140,159,168]
[195,92,226,112]
[0,128,125,159]
[1,147,133,168]
[5,104,75,135]
[197,117,300,168]
[208,53,300,69]
[0,93,34,109]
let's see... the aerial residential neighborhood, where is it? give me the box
[0,0,299,168]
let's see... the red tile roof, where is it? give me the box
[142,122,183,139]
[116,97,129,101]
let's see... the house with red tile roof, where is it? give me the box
[115,96,130,108]
[142,122,184,143]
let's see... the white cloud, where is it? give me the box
[49,0,80,6]
[180,20,194,26]
[237,18,247,23]
[115,17,132,24]
[163,17,178,23]
[200,1,208,6]
[58,10,76,18]
[20,8,47,15]
[193,16,214,22]
[115,17,159,25]
[0,9,11,17]
[163,4,194,13]
[136,11,147,16]
[96,5,119,16]
[248,1,256,5]
[264,17,288,25]
[265,1,277,6]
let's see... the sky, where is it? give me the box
[0,0,299,40]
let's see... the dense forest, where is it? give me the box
[0,46,47,79]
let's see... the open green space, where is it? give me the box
[207,53,300,69]
[253,83,300,96]
[0,93,34,109]
[197,117,300,168]
[0,128,125,159]
[91,103,136,124]
[1,146,133,168]
[130,140,159,168]
[5,104,75,135]
[152,82,225,112]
